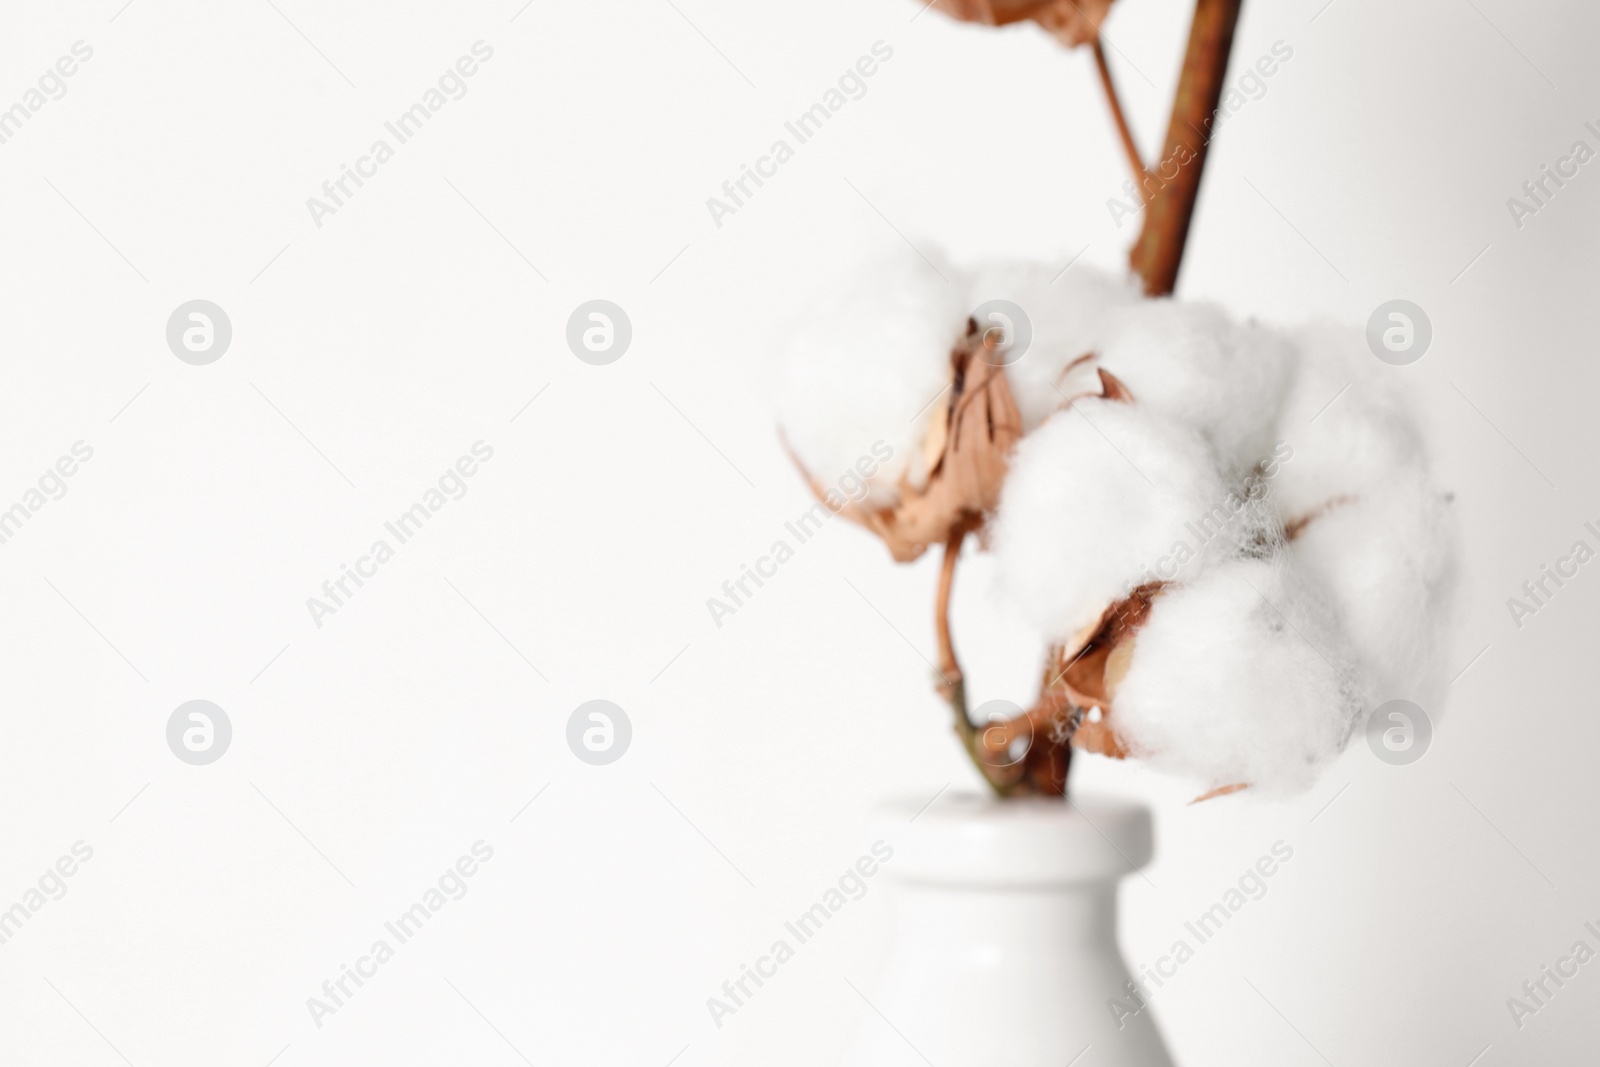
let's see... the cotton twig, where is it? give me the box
[1128,0,1244,295]
[1092,40,1147,189]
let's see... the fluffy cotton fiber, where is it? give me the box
[1112,558,1365,795]
[778,245,965,505]
[973,266,1296,474]
[779,249,1457,796]
[1269,321,1425,520]
[1096,301,1296,474]
[990,398,1228,639]
[964,261,1145,433]
[987,301,1455,795]
[1269,321,1454,706]
[1289,470,1457,710]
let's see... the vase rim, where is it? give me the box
[873,791,1154,886]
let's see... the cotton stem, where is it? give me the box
[1093,40,1147,190]
[1128,0,1244,296]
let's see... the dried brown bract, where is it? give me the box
[930,0,1116,49]
[790,324,1023,563]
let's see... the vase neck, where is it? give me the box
[877,794,1154,889]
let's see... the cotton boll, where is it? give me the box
[1270,322,1426,520]
[1183,462,1292,571]
[1112,558,1364,795]
[778,247,965,505]
[992,398,1228,641]
[1290,470,1457,708]
[1096,300,1296,473]
[964,261,1144,433]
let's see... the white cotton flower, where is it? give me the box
[1265,319,1456,706]
[1096,300,1296,473]
[1269,321,1426,521]
[991,397,1228,641]
[963,261,1145,433]
[777,245,964,506]
[775,248,1459,797]
[1289,469,1457,708]
[1112,557,1365,795]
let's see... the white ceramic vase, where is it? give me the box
[843,793,1175,1067]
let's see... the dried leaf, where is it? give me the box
[979,511,1151,791]
[1033,0,1115,49]
[1053,584,1160,709]
[791,327,1023,563]
[921,396,950,476]
[1050,358,1135,412]
[928,0,1115,49]
[1190,782,1249,804]
[1096,366,1135,403]
[1054,351,1097,387]
[1102,634,1136,693]
[1015,585,1161,761]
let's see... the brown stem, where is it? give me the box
[937,537,1077,799]
[1128,0,1244,296]
[935,526,966,713]
[935,524,1012,796]
[1092,40,1146,188]
[932,506,1079,797]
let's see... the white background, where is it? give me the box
[0,0,1596,1064]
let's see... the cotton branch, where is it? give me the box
[901,0,1249,796]
[934,525,1006,796]
[1128,0,1244,296]
[1092,40,1147,188]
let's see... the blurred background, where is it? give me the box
[0,0,1595,1063]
